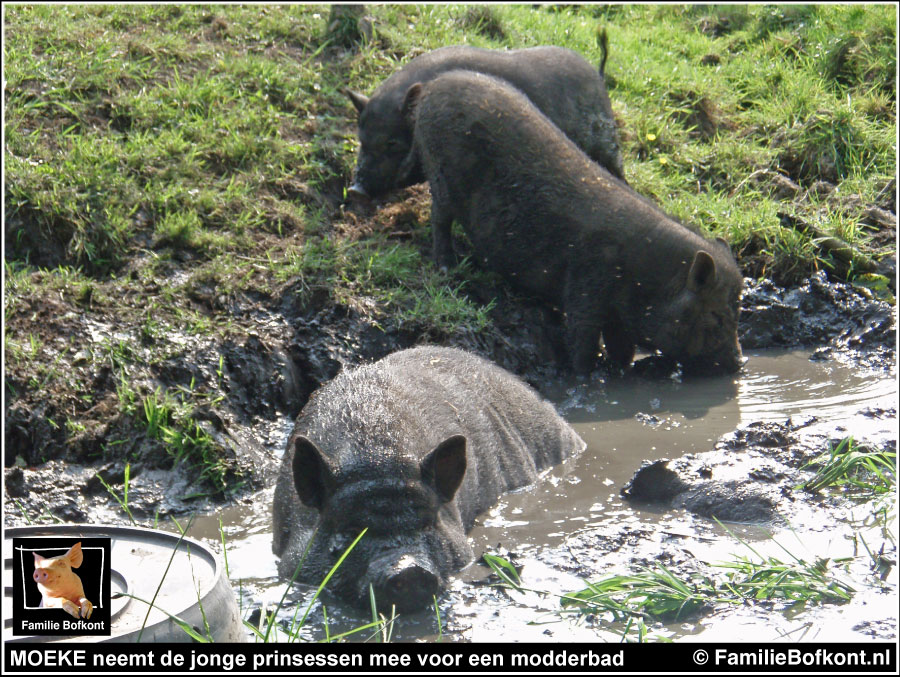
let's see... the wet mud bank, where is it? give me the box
[740,272,895,370]
[3,266,894,527]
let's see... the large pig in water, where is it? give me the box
[32,542,93,619]
[272,346,584,612]
[345,39,625,199]
[405,71,743,375]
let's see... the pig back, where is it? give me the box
[375,346,585,527]
[411,71,742,374]
[412,70,619,291]
[376,45,622,179]
[415,71,729,286]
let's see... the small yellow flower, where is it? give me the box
[646,133,657,141]
[659,157,668,165]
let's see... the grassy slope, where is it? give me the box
[3,5,896,491]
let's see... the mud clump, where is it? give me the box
[4,401,67,468]
[739,271,895,368]
[749,169,801,201]
[454,6,506,41]
[623,458,781,524]
[622,418,895,527]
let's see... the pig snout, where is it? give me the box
[346,179,370,201]
[683,344,744,375]
[346,157,374,201]
[33,569,48,584]
[365,552,441,612]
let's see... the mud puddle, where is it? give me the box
[169,348,896,642]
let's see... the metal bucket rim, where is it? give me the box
[5,522,240,643]
[4,522,226,585]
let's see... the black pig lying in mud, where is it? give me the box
[345,41,625,199]
[272,346,585,612]
[406,71,744,376]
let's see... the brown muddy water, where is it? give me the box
[172,349,897,643]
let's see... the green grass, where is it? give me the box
[94,462,137,525]
[6,4,894,278]
[274,235,494,336]
[560,564,719,623]
[484,533,858,640]
[138,385,234,494]
[798,437,896,496]
[715,552,855,603]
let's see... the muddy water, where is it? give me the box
[474,349,896,550]
[174,349,896,642]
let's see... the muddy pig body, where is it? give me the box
[272,346,584,612]
[346,42,624,199]
[32,542,93,619]
[408,71,743,375]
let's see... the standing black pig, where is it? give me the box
[406,71,743,375]
[272,346,585,612]
[345,40,624,199]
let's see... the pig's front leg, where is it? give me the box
[601,320,635,368]
[60,598,82,619]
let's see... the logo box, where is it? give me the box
[12,537,111,637]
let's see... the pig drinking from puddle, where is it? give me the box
[345,40,625,199]
[272,346,584,612]
[32,542,93,619]
[405,71,743,375]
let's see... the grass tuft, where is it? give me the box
[455,6,507,42]
[798,437,896,496]
[484,530,858,633]
[139,387,234,494]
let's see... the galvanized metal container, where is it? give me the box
[4,523,245,643]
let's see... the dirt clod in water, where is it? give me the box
[624,458,781,524]
[624,417,895,528]
[623,421,810,525]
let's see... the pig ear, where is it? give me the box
[33,552,44,567]
[344,88,369,115]
[687,250,717,293]
[66,542,84,568]
[716,237,738,262]
[402,83,424,122]
[292,436,335,510]
[421,435,467,502]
